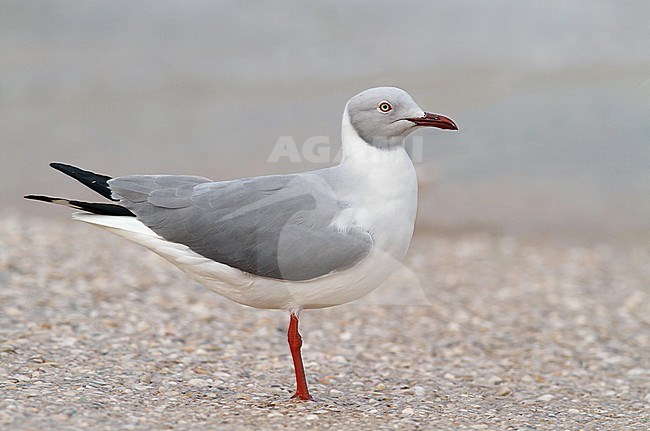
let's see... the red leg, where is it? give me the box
[287,312,314,401]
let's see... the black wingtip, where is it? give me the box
[49,162,93,176]
[48,162,116,201]
[24,194,57,203]
[49,162,78,174]
[24,194,135,216]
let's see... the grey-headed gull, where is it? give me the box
[25,87,458,400]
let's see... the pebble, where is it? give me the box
[0,413,12,425]
[10,374,31,382]
[133,384,150,391]
[187,378,210,387]
[401,407,415,416]
[305,414,319,421]
[537,394,555,402]
[413,386,426,396]
[497,386,513,396]
[486,375,503,385]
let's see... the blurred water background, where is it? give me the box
[2,1,649,242]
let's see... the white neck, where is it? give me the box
[335,109,418,243]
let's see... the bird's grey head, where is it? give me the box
[345,87,458,150]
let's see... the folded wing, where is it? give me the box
[108,173,372,281]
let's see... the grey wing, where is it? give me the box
[108,173,372,281]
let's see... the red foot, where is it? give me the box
[291,391,315,402]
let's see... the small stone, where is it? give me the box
[537,394,555,402]
[5,307,20,317]
[0,412,12,424]
[401,407,414,416]
[51,413,69,421]
[470,425,488,430]
[413,386,426,396]
[10,374,31,382]
[443,373,455,380]
[567,408,580,414]
[486,375,503,385]
[497,386,513,396]
[375,383,387,391]
[187,378,209,387]
[267,412,283,419]
[329,389,343,397]
[305,414,319,421]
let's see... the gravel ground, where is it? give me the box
[1,215,649,430]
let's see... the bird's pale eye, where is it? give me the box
[377,101,392,113]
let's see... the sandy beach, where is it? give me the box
[1,216,648,430]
